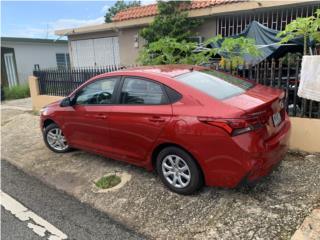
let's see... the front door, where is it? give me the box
[62,77,120,153]
[107,77,172,164]
[4,53,18,87]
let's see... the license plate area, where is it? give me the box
[272,112,282,127]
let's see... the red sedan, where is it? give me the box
[40,65,291,195]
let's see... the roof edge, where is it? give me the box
[55,0,314,36]
[1,37,68,44]
[55,16,153,36]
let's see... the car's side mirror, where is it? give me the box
[60,97,73,107]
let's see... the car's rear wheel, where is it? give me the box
[44,123,71,153]
[156,146,203,195]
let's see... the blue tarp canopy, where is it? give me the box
[208,21,309,65]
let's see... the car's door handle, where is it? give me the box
[148,116,165,123]
[93,114,108,119]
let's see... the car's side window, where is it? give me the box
[75,78,118,105]
[121,77,167,105]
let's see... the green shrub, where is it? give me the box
[95,175,121,189]
[3,84,30,100]
[138,36,261,67]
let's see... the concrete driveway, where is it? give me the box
[1,104,320,239]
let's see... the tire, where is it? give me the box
[156,146,203,195]
[43,123,71,153]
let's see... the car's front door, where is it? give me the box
[107,76,172,164]
[63,77,119,153]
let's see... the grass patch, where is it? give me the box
[31,110,39,116]
[95,175,121,189]
[3,84,30,100]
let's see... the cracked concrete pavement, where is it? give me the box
[1,100,320,239]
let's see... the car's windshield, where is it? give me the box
[174,70,254,100]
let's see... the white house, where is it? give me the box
[1,37,69,87]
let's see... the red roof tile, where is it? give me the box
[113,0,242,22]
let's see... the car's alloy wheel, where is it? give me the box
[161,155,191,188]
[44,123,70,153]
[156,146,203,195]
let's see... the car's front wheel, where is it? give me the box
[43,123,71,153]
[156,146,203,195]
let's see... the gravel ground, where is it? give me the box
[1,108,320,240]
[2,97,32,109]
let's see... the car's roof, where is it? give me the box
[118,64,207,78]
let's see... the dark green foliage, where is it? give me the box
[138,37,217,65]
[140,1,202,43]
[104,0,141,23]
[138,36,261,66]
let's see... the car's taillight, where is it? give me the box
[197,116,264,136]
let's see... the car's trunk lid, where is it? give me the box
[223,84,286,138]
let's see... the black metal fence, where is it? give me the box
[33,65,124,96]
[213,57,320,119]
[33,60,320,119]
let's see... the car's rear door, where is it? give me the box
[63,77,120,152]
[107,76,172,164]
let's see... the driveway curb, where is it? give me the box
[291,209,320,240]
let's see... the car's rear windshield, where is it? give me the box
[174,70,254,100]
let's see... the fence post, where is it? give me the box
[309,101,313,118]
[285,57,291,111]
[270,58,275,87]
[293,57,300,116]
[249,64,253,80]
[29,76,40,111]
[301,99,307,117]
[241,61,246,78]
[263,60,267,85]
[256,64,260,83]
[277,59,283,88]
[29,76,40,97]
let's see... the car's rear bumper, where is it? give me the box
[204,116,291,188]
[240,117,291,186]
[248,116,291,181]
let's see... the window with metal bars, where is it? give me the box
[216,4,320,37]
[56,53,70,69]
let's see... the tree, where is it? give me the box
[138,1,260,66]
[104,0,141,23]
[276,9,320,55]
[140,1,202,44]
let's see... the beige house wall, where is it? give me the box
[67,19,218,66]
[29,76,320,153]
[196,17,217,40]
[114,23,219,65]
[118,27,144,66]
[289,117,320,153]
